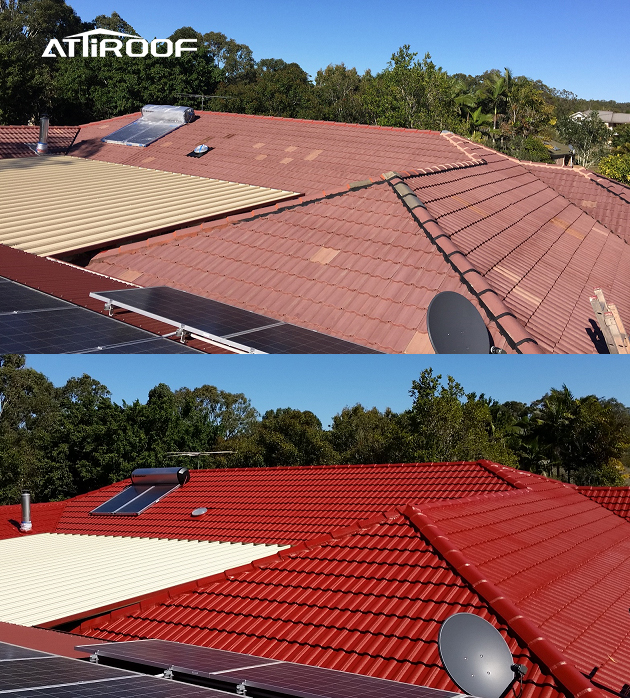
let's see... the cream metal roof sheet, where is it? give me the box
[0,533,284,626]
[0,156,298,256]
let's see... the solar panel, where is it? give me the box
[75,640,461,698]
[90,483,180,516]
[102,105,194,147]
[427,291,491,354]
[0,278,201,354]
[0,642,231,698]
[90,287,381,354]
[0,643,52,661]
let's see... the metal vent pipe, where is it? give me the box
[20,491,32,532]
[36,114,49,154]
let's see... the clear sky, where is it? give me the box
[25,355,630,428]
[68,0,630,102]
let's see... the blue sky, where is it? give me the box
[25,356,630,428]
[68,0,630,102]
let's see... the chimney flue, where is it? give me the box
[36,114,49,154]
[20,491,32,532]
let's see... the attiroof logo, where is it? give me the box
[42,28,197,58]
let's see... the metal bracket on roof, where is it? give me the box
[89,652,99,664]
[163,666,174,680]
[175,324,190,344]
[236,681,248,696]
[104,300,113,317]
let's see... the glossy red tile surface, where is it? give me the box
[77,510,566,698]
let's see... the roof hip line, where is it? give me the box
[383,173,543,353]
[402,503,605,698]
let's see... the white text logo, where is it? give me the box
[42,28,197,58]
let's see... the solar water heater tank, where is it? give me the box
[131,467,190,486]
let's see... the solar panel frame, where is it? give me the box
[0,642,232,698]
[0,278,201,354]
[89,483,181,516]
[75,641,461,698]
[90,287,381,354]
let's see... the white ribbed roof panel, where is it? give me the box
[0,156,298,256]
[0,533,284,626]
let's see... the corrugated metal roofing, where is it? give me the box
[0,533,283,626]
[53,461,517,544]
[0,156,299,256]
[75,510,568,698]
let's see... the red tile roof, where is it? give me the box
[71,112,467,196]
[0,501,66,539]
[577,485,630,519]
[0,243,233,353]
[524,164,630,245]
[404,143,630,353]
[422,478,630,695]
[0,125,79,159]
[53,461,517,544]
[76,509,570,698]
[86,173,537,353]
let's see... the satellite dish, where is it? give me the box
[427,292,491,354]
[439,613,522,698]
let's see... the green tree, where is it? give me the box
[0,354,59,503]
[93,11,136,34]
[405,369,518,465]
[556,111,611,168]
[314,63,364,123]
[598,153,630,184]
[328,404,405,464]
[233,408,337,468]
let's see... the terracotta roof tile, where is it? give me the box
[76,510,567,698]
[0,125,79,159]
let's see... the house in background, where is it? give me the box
[0,460,629,698]
[572,110,630,130]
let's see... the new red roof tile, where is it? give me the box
[76,510,568,698]
[577,485,630,520]
[54,462,517,544]
[422,478,630,694]
[0,501,66,539]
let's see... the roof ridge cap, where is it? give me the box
[402,504,606,698]
[384,176,543,353]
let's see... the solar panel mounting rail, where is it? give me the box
[75,640,462,698]
[90,286,381,354]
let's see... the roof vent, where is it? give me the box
[20,491,32,532]
[90,467,190,516]
[36,114,49,154]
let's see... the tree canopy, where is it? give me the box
[1,355,628,505]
